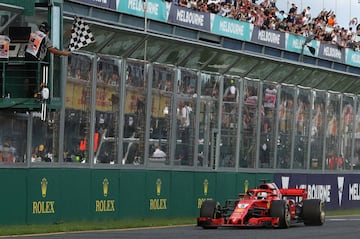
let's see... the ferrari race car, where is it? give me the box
[197,181,325,229]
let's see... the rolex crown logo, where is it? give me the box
[244,180,249,194]
[203,179,209,196]
[156,178,162,196]
[103,178,109,197]
[41,178,48,198]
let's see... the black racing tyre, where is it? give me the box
[302,199,325,226]
[270,200,291,229]
[200,200,221,218]
[199,200,221,229]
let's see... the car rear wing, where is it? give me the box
[279,188,308,199]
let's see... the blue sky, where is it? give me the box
[275,0,360,28]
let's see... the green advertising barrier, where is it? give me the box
[27,168,92,224]
[194,172,217,210]
[118,170,147,219]
[58,169,92,222]
[236,172,274,194]
[200,172,273,206]
[0,168,274,225]
[27,169,60,224]
[0,169,27,225]
[216,172,239,203]
[170,171,195,217]
[145,171,171,218]
[90,170,120,221]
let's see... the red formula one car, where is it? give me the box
[197,181,325,229]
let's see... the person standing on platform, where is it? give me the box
[25,22,71,97]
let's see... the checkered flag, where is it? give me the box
[68,16,95,51]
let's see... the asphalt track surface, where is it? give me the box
[2,216,360,239]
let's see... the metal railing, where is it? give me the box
[0,60,49,108]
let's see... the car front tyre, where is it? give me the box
[270,200,290,229]
[199,200,221,229]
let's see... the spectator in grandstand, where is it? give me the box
[97,63,105,83]
[152,143,167,158]
[263,83,277,108]
[301,6,312,25]
[0,145,3,162]
[288,3,297,14]
[269,0,276,8]
[243,85,258,132]
[74,68,81,80]
[0,34,10,98]
[185,82,196,94]
[322,31,333,44]
[349,17,358,32]
[197,1,209,12]
[225,4,238,19]
[177,0,359,50]
[108,68,119,87]
[219,2,231,17]
[37,144,51,162]
[164,78,173,91]
[178,75,195,94]
[124,116,136,138]
[326,13,337,27]
[179,101,192,165]
[223,79,238,102]
[236,0,246,11]
[207,0,222,14]
[1,140,16,163]
[337,155,344,170]
[275,9,285,21]
[260,115,271,167]
[25,22,71,97]
[126,65,133,86]
[286,10,296,24]
[179,0,188,8]
[261,106,272,133]
[223,79,238,128]
[244,85,258,106]
[31,144,44,162]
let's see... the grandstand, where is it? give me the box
[1,0,357,170]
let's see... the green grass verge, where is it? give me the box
[326,209,360,216]
[0,218,196,236]
[1,210,360,237]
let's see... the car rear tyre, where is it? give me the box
[302,199,325,226]
[270,200,290,229]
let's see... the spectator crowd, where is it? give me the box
[174,0,360,51]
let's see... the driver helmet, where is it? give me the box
[257,192,267,199]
